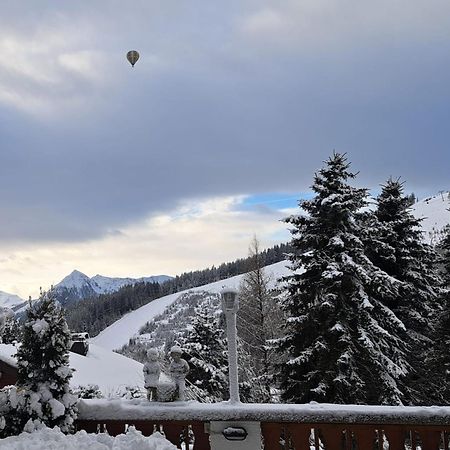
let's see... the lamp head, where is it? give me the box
[221,288,239,313]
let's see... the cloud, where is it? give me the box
[0,21,108,115]
[0,195,289,298]
[0,0,448,292]
[239,0,450,51]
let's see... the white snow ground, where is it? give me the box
[0,343,145,395]
[92,260,290,352]
[0,426,176,450]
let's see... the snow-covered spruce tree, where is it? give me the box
[183,303,229,401]
[426,225,450,404]
[276,152,410,405]
[237,236,282,402]
[364,178,440,335]
[15,290,77,432]
[363,179,442,404]
[1,316,22,344]
[440,225,450,286]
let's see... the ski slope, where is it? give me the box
[412,193,450,241]
[92,260,290,352]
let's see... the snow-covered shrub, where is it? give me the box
[1,316,22,345]
[104,385,146,400]
[11,290,78,434]
[72,385,103,400]
[0,386,24,438]
[121,386,146,400]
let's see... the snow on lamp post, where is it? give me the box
[221,288,240,404]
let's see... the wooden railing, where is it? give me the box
[76,399,450,449]
[75,419,209,449]
[261,422,450,449]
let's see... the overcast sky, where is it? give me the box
[1,1,449,297]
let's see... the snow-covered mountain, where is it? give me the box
[0,291,25,309]
[54,270,172,306]
[91,274,172,293]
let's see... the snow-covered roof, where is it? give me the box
[0,344,18,368]
[0,343,145,394]
[70,343,144,394]
[78,399,450,425]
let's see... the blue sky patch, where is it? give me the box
[240,192,314,211]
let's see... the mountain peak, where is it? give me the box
[57,270,91,289]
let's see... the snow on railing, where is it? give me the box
[76,400,450,449]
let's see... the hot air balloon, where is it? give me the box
[127,50,140,67]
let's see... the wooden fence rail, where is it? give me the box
[75,420,209,449]
[75,419,450,449]
[76,400,450,449]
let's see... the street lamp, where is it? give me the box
[221,288,240,404]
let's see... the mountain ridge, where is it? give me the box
[53,271,173,306]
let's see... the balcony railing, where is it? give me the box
[76,399,450,449]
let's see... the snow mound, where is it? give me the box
[92,260,290,352]
[0,426,176,450]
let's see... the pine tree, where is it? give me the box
[276,153,410,405]
[1,315,22,344]
[237,236,282,401]
[15,290,77,432]
[365,178,440,335]
[426,225,450,404]
[183,303,228,401]
[363,179,442,404]
[440,225,450,286]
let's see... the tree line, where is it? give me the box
[64,242,291,335]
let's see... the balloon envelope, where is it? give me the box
[127,50,140,67]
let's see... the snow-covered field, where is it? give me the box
[0,426,176,450]
[92,260,290,352]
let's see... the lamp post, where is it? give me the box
[221,288,240,404]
